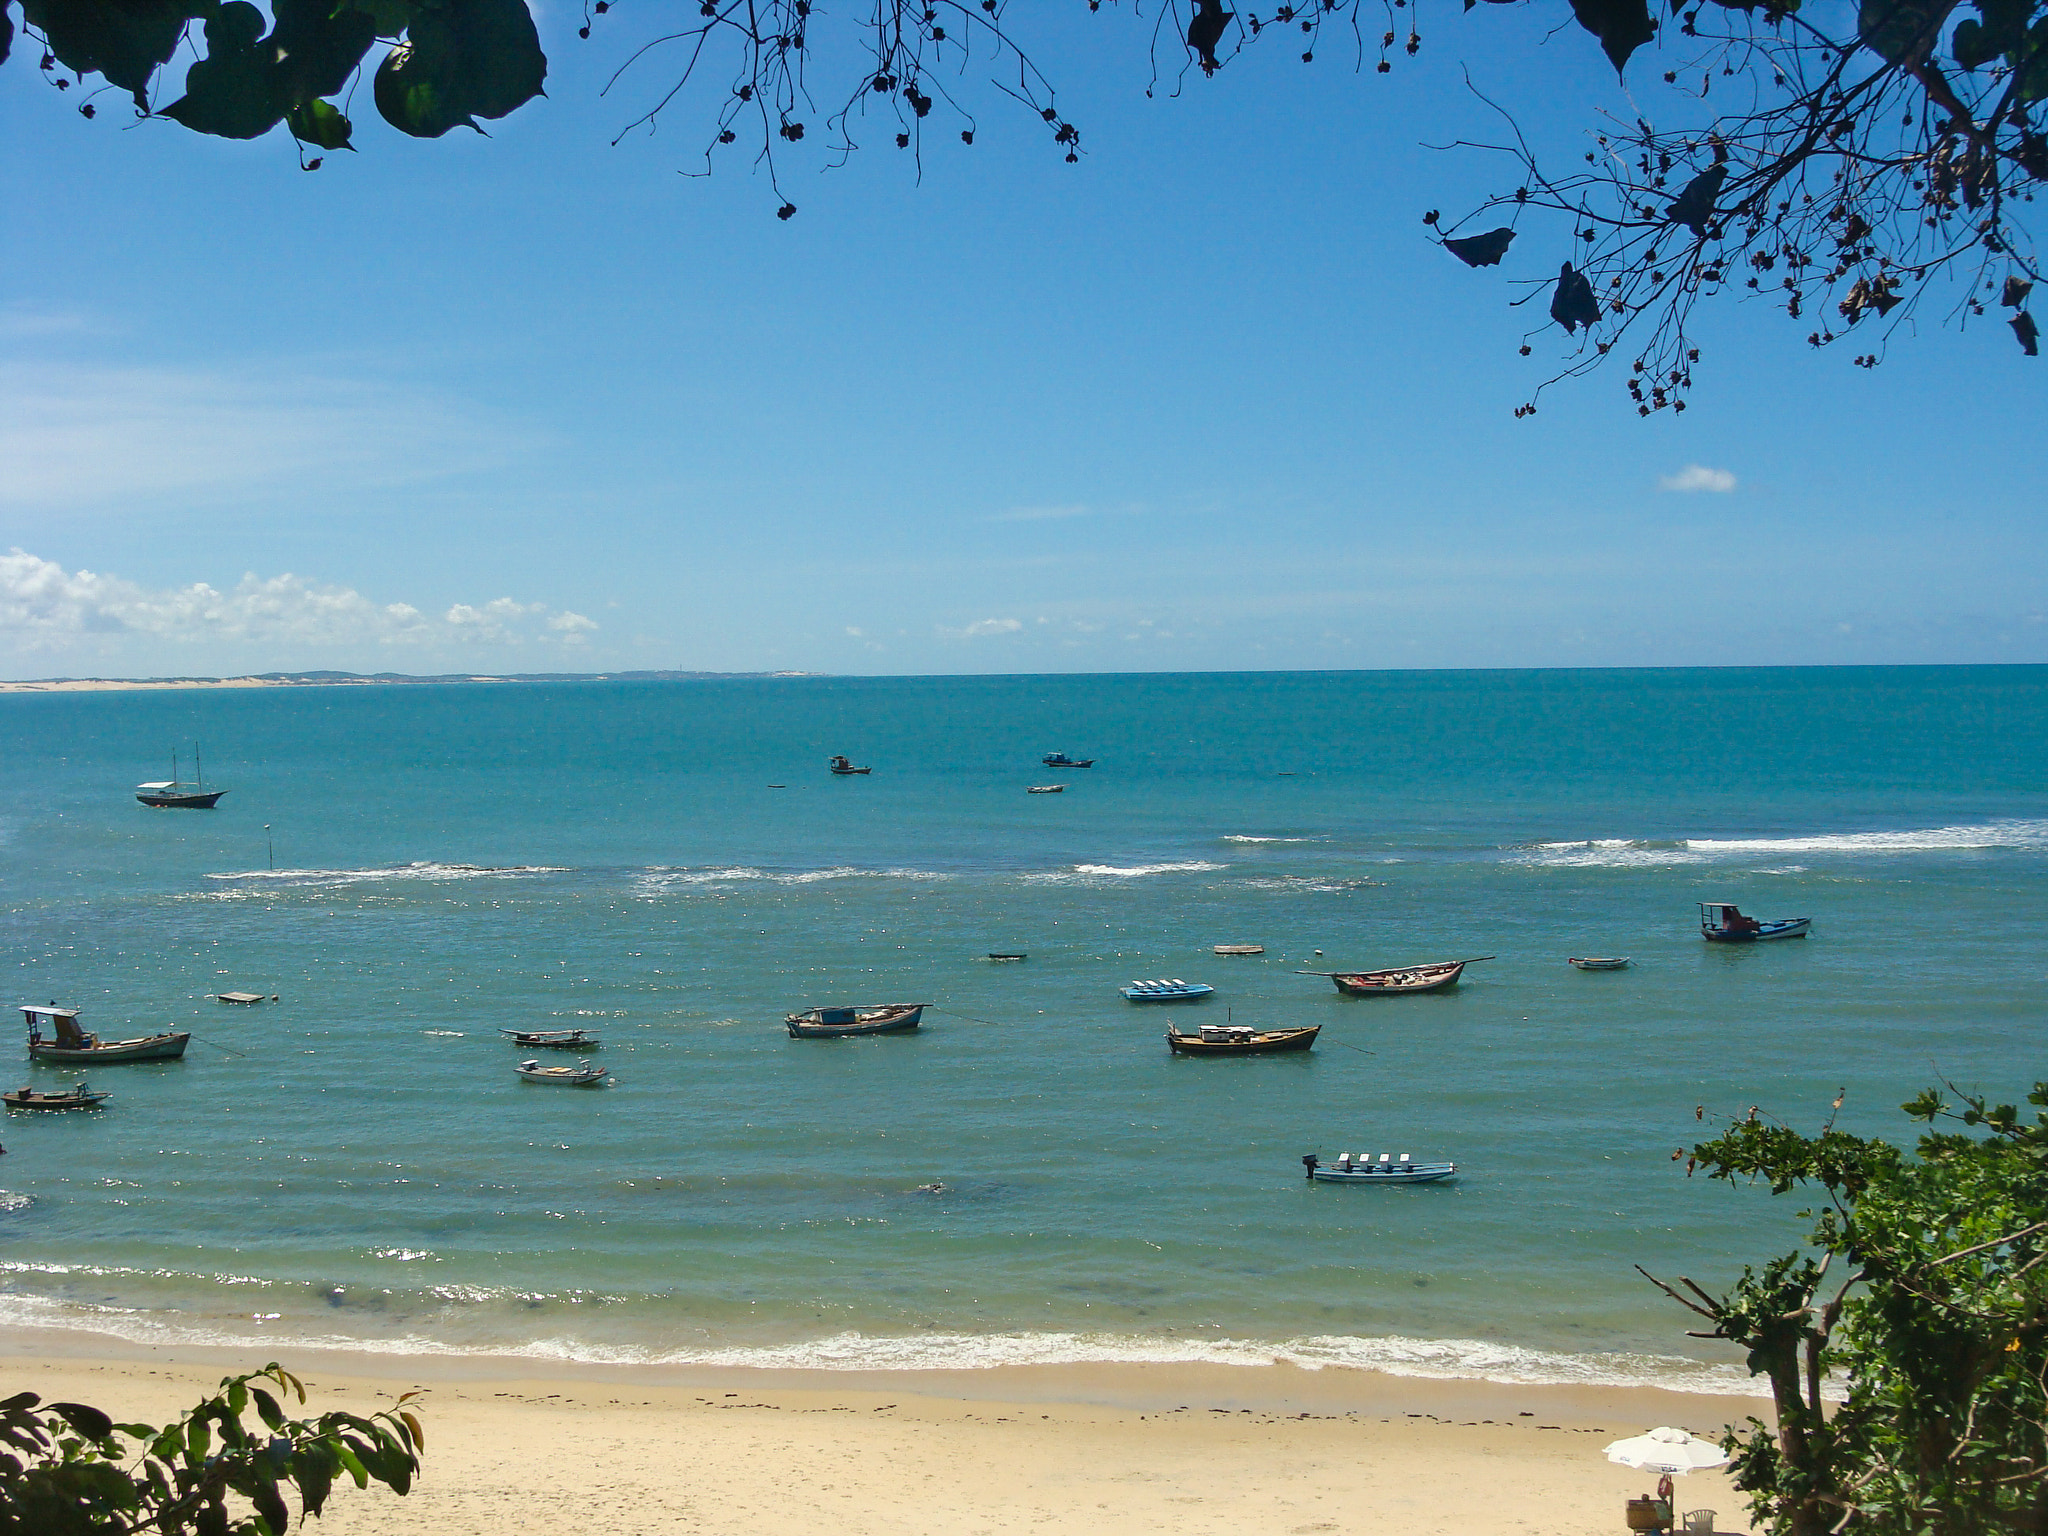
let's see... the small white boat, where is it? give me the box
[501,1028,600,1049]
[1699,903,1810,942]
[1213,944,1265,956]
[514,1059,608,1085]
[1027,785,1066,794]
[1568,957,1631,970]
[1120,979,1214,1002]
[1303,1152,1457,1184]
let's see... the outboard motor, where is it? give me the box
[1301,1154,1320,1179]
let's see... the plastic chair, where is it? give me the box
[1684,1511,1716,1535]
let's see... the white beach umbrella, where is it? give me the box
[1604,1426,1730,1474]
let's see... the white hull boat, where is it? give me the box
[1303,1153,1457,1184]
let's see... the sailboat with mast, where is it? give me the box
[136,745,227,809]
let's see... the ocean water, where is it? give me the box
[0,666,2043,1392]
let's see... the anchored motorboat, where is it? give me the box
[785,1003,928,1038]
[4,1082,109,1111]
[22,1005,189,1064]
[1700,903,1810,942]
[135,745,226,809]
[1166,1022,1318,1054]
[1298,957,1492,996]
[1040,753,1094,768]
[514,1059,608,1085]
[500,1028,600,1049]
[1568,957,1631,970]
[1302,1152,1457,1184]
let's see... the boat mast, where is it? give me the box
[195,743,202,790]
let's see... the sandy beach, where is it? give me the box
[0,1327,1758,1535]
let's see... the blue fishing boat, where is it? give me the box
[1120,979,1213,1002]
[1041,752,1094,768]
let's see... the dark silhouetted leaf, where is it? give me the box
[1187,0,1233,71]
[1,3,13,67]
[1444,227,1516,266]
[49,1402,114,1441]
[1665,163,1726,234]
[2014,310,2040,355]
[288,97,354,148]
[1551,262,1600,332]
[376,0,545,137]
[1858,0,1956,65]
[1569,0,1656,72]
[21,0,203,107]
[1951,0,2025,66]
[2003,275,2034,308]
[270,0,377,99]
[159,0,286,138]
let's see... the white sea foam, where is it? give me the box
[1219,835,1322,844]
[633,866,951,896]
[1686,820,2048,854]
[0,1292,1773,1397]
[205,862,570,885]
[1024,862,1227,883]
[1514,840,1705,869]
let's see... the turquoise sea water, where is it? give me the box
[1,667,2043,1390]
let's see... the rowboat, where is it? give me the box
[1568,957,1631,970]
[828,756,871,775]
[500,1028,600,1049]
[1700,903,1810,942]
[1298,957,1493,996]
[1121,979,1214,1002]
[1213,944,1265,956]
[3,1083,109,1110]
[135,746,226,809]
[1166,1023,1319,1054]
[1041,753,1094,768]
[785,1003,928,1038]
[213,991,272,1005]
[514,1059,608,1085]
[986,952,1027,962]
[1027,785,1065,794]
[1302,1152,1457,1184]
[22,1005,189,1064]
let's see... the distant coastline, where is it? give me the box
[0,669,824,694]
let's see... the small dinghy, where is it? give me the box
[785,1003,928,1038]
[1302,1152,1456,1184]
[986,953,1027,962]
[1121,979,1214,1002]
[828,755,872,775]
[22,1005,189,1064]
[500,1028,600,1049]
[1213,944,1265,956]
[514,1059,608,1086]
[4,1082,109,1111]
[1700,903,1810,942]
[1568,957,1631,971]
[1027,785,1066,794]
[1299,957,1492,996]
[1166,1022,1318,1055]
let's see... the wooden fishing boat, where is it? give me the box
[1298,957,1493,996]
[1027,784,1065,794]
[514,1059,608,1085]
[1700,903,1810,942]
[213,991,273,1005]
[1121,979,1214,1002]
[986,952,1027,962]
[1302,1152,1457,1184]
[1041,753,1094,768]
[1568,956,1631,970]
[785,1003,928,1038]
[1213,944,1265,956]
[828,755,872,775]
[1165,1022,1318,1054]
[22,1005,189,1064]
[500,1028,600,1049]
[135,746,226,809]
[4,1083,109,1110]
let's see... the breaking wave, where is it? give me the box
[1023,862,1227,883]
[1515,821,2048,868]
[633,866,952,895]
[205,863,570,886]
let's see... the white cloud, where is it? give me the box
[0,361,524,509]
[938,617,1024,639]
[1659,464,1738,493]
[0,549,594,660]
[988,504,1090,522]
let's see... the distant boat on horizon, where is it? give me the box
[1041,752,1094,768]
[136,745,226,809]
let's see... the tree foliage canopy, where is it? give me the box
[1648,1082,2048,1536]
[0,1363,423,1536]
[5,0,2041,407]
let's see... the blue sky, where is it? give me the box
[3,3,2043,677]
